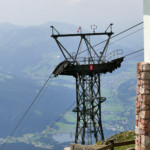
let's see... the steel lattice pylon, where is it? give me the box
[51,24,124,145]
[74,74,105,144]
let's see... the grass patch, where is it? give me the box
[64,112,76,123]
[96,131,135,150]
[54,122,75,133]
[102,103,123,112]
[101,88,112,97]
[103,114,127,122]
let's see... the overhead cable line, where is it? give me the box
[80,21,143,54]
[29,101,76,150]
[124,53,144,62]
[95,28,143,53]
[0,73,54,150]
[124,49,144,57]
[108,28,143,46]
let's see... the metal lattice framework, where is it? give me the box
[51,25,124,145]
[73,74,105,144]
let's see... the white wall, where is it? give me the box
[64,147,70,150]
[144,0,150,63]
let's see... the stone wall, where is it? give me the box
[136,62,150,150]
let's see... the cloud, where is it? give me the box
[67,0,86,6]
[0,0,142,29]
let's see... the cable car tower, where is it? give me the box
[51,24,124,145]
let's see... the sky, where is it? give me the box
[0,0,143,31]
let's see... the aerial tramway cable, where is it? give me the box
[79,21,143,55]
[0,74,54,150]
[29,101,76,150]
[124,49,144,57]
[94,28,143,58]
[106,28,143,47]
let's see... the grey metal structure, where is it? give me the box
[51,25,124,145]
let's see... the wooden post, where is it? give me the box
[110,140,114,150]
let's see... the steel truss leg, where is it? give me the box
[74,74,105,145]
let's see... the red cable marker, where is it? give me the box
[77,26,81,33]
[90,65,93,70]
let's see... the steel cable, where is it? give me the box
[0,73,54,150]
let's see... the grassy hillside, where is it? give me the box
[96,131,135,150]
